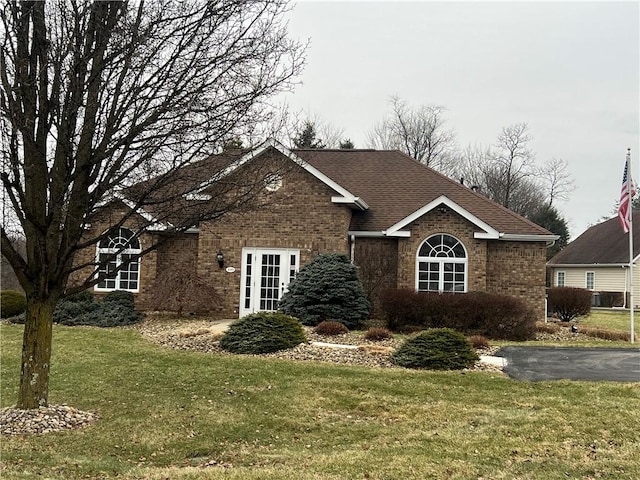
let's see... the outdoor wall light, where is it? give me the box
[216,250,224,268]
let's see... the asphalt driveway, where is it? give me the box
[496,346,640,382]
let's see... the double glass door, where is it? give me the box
[239,248,299,317]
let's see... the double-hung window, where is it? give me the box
[585,271,595,290]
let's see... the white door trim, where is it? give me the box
[239,247,300,318]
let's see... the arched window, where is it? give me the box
[416,234,467,293]
[95,227,141,292]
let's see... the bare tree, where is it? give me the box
[366,97,456,173]
[0,0,305,409]
[457,125,574,225]
[541,157,574,207]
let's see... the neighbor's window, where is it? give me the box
[556,271,565,287]
[95,227,141,292]
[586,271,595,290]
[416,234,467,293]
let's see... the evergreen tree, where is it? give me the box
[528,205,570,260]
[292,121,326,149]
[339,138,355,149]
[279,253,370,328]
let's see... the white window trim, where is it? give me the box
[94,229,142,293]
[585,271,595,291]
[415,234,468,293]
[556,271,566,287]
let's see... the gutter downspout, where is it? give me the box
[350,235,356,264]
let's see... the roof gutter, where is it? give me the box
[499,233,560,246]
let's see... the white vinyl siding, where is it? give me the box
[549,266,638,293]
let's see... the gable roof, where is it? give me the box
[119,138,556,240]
[294,147,555,240]
[548,211,640,265]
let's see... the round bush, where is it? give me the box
[278,253,370,329]
[219,312,307,354]
[1,290,27,318]
[364,327,393,341]
[314,320,349,336]
[103,290,136,309]
[392,328,479,370]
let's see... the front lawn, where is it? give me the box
[1,323,639,479]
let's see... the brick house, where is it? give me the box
[82,139,557,320]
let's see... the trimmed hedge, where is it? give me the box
[392,328,479,370]
[379,288,536,340]
[314,320,349,336]
[219,312,307,354]
[1,290,27,318]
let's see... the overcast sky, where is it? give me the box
[279,1,640,239]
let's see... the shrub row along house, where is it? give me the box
[75,139,558,319]
[547,211,640,308]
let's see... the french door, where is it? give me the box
[239,248,299,317]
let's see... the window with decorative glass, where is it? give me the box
[95,227,141,292]
[416,234,467,293]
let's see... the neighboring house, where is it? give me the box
[77,139,557,319]
[548,212,640,307]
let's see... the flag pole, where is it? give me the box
[628,148,635,344]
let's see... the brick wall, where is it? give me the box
[396,209,487,292]
[69,202,157,307]
[486,240,548,320]
[390,208,546,320]
[197,157,352,318]
[353,237,398,317]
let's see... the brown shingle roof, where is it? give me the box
[548,211,640,265]
[294,148,552,236]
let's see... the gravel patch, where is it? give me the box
[0,404,98,436]
[132,317,504,373]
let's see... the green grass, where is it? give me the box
[1,323,639,479]
[580,309,640,336]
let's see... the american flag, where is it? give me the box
[618,154,636,233]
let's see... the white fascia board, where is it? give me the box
[548,263,630,268]
[348,230,411,238]
[331,196,370,210]
[117,195,172,231]
[385,195,500,239]
[192,138,368,211]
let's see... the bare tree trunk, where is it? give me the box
[17,297,57,409]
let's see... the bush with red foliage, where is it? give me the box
[379,288,536,340]
[314,320,349,336]
[547,287,592,322]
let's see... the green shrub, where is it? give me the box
[219,312,307,354]
[62,290,95,303]
[364,327,393,341]
[392,328,479,370]
[103,290,136,309]
[1,290,27,318]
[314,320,349,336]
[54,297,100,324]
[278,253,370,329]
[54,290,142,327]
[547,287,592,322]
[69,302,142,327]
